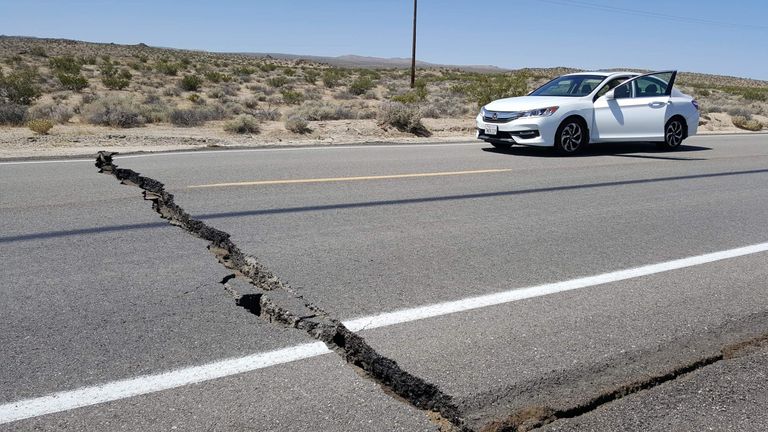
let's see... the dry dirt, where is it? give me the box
[1,117,763,160]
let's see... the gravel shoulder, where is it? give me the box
[1,117,764,160]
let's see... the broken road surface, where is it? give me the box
[2,135,768,430]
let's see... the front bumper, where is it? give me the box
[476,114,557,147]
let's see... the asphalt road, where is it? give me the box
[2,135,768,431]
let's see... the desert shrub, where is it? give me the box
[349,75,375,95]
[223,115,260,134]
[378,101,429,136]
[179,74,203,91]
[726,107,753,118]
[169,108,208,127]
[29,47,47,57]
[162,86,181,97]
[322,68,344,88]
[29,102,74,123]
[333,90,355,100]
[281,89,303,105]
[27,119,54,134]
[138,94,170,123]
[0,103,28,125]
[452,73,528,107]
[391,80,428,104]
[267,76,289,88]
[291,100,357,121]
[732,116,763,131]
[718,86,768,102]
[0,69,41,105]
[741,88,768,102]
[285,115,310,134]
[5,55,23,65]
[705,105,724,113]
[100,61,132,90]
[102,73,131,90]
[258,63,277,73]
[79,56,98,65]
[421,97,471,118]
[207,83,239,99]
[232,66,256,76]
[252,106,281,121]
[303,69,320,84]
[204,71,231,83]
[243,97,260,110]
[49,56,82,74]
[187,93,204,104]
[169,104,231,126]
[303,87,323,101]
[155,61,179,76]
[56,72,89,91]
[82,95,145,128]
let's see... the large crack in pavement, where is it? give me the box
[94,151,468,432]
[473,311,768,432]
[95,151,768,432]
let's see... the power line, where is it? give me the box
[536,0,768,31]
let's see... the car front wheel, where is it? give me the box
[555,119,587,155]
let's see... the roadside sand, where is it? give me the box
[0,117,763,160]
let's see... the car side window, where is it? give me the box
[614,82,632,99]
[596,77,629,99]
[632,74,671,97]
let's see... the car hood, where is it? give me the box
[484,96,580,112]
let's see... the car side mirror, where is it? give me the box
[604,90,615,100]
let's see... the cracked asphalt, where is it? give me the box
[2,135,768,431]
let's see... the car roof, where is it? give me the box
[563,71,639,77]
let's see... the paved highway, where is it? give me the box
[2,135,768,431]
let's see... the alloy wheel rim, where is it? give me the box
[561,123,582,152]
[666,121,683,147]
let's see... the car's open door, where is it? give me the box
[593,71,677,141]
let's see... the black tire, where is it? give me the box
[555,118,588,155]
[490,141,512,150]
[657,117,685,150]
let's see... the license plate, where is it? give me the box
[484,124,498,135]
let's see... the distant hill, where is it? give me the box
[2,36,767,88]
[236,51,507,72]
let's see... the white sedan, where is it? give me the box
[476,71,699,154]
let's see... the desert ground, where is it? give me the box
[1,36,766,159]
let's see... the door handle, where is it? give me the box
[649,102,667,108]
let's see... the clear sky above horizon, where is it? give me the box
[1,0,767,80]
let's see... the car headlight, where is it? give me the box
[520,106,559,117]
[480,107,488,117]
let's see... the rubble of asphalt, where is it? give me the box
[95,150,768,432]
[94,151,468,432]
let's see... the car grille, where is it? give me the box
[483,111,522,123]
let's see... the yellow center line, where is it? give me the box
[187,168,513,189]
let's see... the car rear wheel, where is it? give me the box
[658,118,685,149]
[555,119,587,155]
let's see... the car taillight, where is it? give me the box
[692,100,700,111]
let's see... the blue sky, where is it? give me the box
[1,0,767,80]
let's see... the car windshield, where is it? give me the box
[530,75,607,97]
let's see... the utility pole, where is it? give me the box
[410,0,417,88]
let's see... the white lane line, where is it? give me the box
[2,241,768,424]
[344,242,768,331]
[0,142,478,165]
[0,343,331,425]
